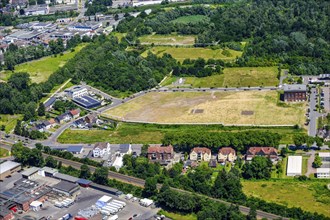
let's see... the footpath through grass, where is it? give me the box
[242,180,330,216]
[58,122,306,144]
[0,44,87,83]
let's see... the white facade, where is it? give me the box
[112,156,123,171]
[287,156,302,176]
[93,143,111,158]
[316,168,330,178]
[67,86,88,99]
[319,152,330,161]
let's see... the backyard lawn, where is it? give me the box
[242,180,330,216]
[103,90,305,126]
[163,67,279,88]
[141,46,242,62]
[0,44,87,83]
[0,147,10,158]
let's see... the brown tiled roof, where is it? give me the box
[247,147,278,156]
[94,142,109,150]
[70,109,80,116]
[148,145,173,154]
[191,147,211,154]
[48,118,55,124]
[219,147,235,155]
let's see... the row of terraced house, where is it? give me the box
[147,146,279,165]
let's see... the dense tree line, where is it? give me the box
[57,35,177,94]
[117,0,330,75]
[173,58,223,77]
[11,143,44,167]
[0,72,43,119]
[162,130,281,153]
[157,183,245,220]
[85,0,112,16]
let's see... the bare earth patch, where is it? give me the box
[103,91,305,126]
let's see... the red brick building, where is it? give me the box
[283,84,307,102]
[147,145,174,164]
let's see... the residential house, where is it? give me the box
[73,118,85,128]
[48,118,56,127]
[44,97,56,111]
[218,147,237,163]
[147,145,174,164]
[85,113,97,124]
[55,113,71,124]
[117,144,132,156]
[93,142,110,158]
[41,120,52,130]
[69,109,80,119]
[246,147,278,162]
[66,146,84,154]
[282,84,307,102]
[189,147,211,162]
[32,123,45,132]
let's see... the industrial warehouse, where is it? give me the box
[0,164,157,220]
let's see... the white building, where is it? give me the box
[93,142,111,158]
[316,168,330,178]
[112,156,123,171]
[25,4,49,16]
[319,152,330,161]
[66,86,88,99]
[287,156,302,176]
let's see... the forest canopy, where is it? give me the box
[117,0,330,75]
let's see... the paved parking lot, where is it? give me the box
[15,187,157,220]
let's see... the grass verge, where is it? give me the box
[0,147,10,158]
[158,209,197,220]
[58,122,306,144]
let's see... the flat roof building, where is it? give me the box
[316,168,330,179]
[0,161,21,181]
[287,156,302,176]
[21,167,40,179]
[73,95,101,109]
[53,172,79,183]
[52,181,80,196]
[319,152,330,161]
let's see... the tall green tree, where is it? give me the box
[243,156,273,179]
[37,103,45,116]
[80,164,92,179]
[143,177,158,197]
[93,167,109,185]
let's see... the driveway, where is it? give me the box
[305,151,316,176]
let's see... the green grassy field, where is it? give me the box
[163,67,279,88]
[139,34,196,45]
[0,44,87,83]
[0,114,23,133]
[171,15,210,24]
[142,46,242,62]
[0,147,10,158]
[242,180,330,216]
[58,122,306,144]
[158,210,197,220]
